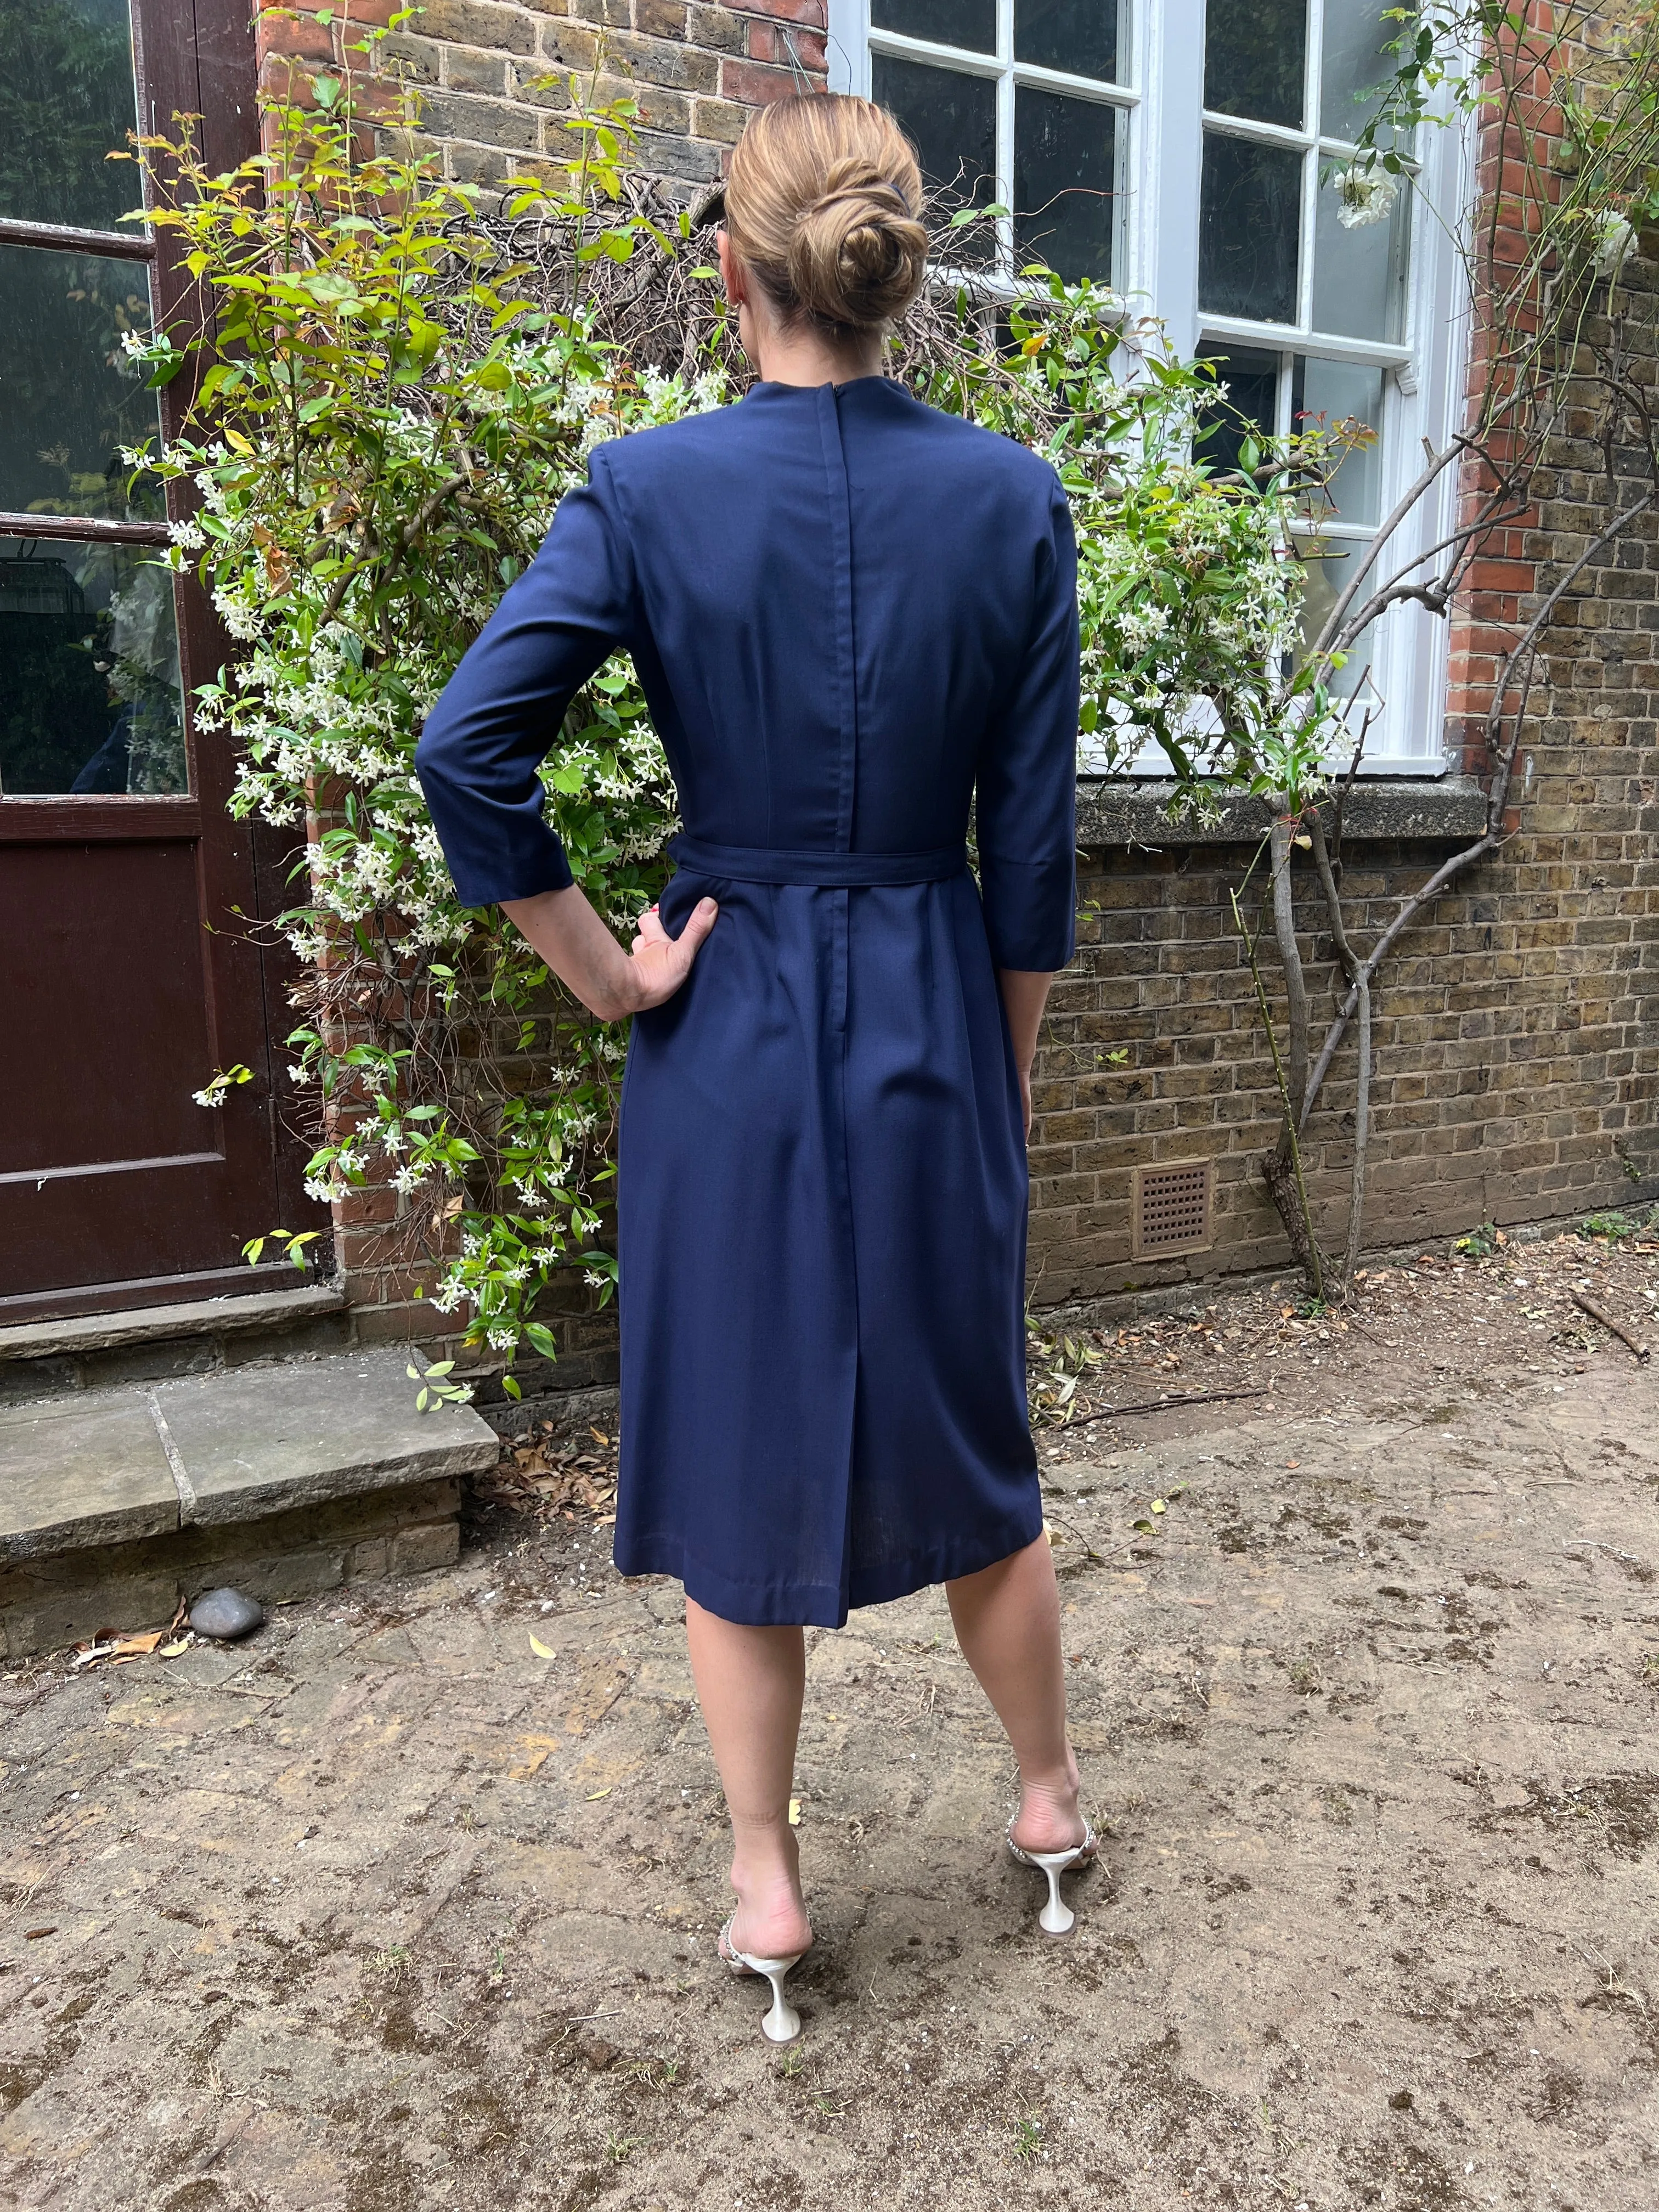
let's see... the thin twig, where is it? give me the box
[1232,883,1323,1297]
[1571,1291,1650,1363]
[1059,1388,1269,1430]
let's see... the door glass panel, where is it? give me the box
[1014,89,1116,282]
[872,52,998,260]
[1293,356,1385,524]
[1204,0,1307,131]
[1014,0,1121,83]
[871,0,995,55]
[0,0,143,232]
[0,244,162,521]
[1194,343,1281,476]
[1199,133,1302,323]
[0,537,186,794]
[1320,0,1397,142]
[1312,166,1406,340]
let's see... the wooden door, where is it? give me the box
[0,0,319,1323]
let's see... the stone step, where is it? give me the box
[0,1282,352,1405]
[0,1346,500,1661]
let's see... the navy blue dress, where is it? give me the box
[416,376,1079,1628]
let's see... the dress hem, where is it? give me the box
[613,1502,1046,1629]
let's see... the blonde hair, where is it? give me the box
[725,94,928,337]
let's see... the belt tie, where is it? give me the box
[669,835,967,887]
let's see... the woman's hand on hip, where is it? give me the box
[627,898,719,1011]
[500,884,718,1022]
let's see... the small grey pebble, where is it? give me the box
[188,1587,264,1640]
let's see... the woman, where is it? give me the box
[416,92,1093,2045]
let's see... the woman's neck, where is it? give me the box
[748,318,885,390]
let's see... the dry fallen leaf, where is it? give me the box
[110,1631,166,1658]
[529,1634,556,1660]
[787,1798,801,1826]
[586,1786,612,1801]
[158,1638,193,1659]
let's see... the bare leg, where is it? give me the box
[684,1597,813,1959]
[947,1534,1086,1853]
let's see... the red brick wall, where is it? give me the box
[251,0,825,189]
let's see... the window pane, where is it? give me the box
[1014,89,1116,283]
[871,0,995,55]
[1320,0,1397,142]
[1299,544,1377,701]
[1199,133,1302,323]
[0,0,142,232]
[0,244,162,522]
[1014,0,1121,83]
[1194,343,1280,476]
[0,537,185,795]
[1312,166,1406,341]
[872,52,998,261]
[1204,0,1307,131]
[1293,357,1385,525]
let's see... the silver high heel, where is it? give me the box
[1007,1818,1097,1937]
[719,1917,804,2043]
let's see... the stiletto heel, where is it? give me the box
[1007,1819,1097,1938]
[719,1917,805,2043]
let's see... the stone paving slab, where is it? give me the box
[153,1350,500,1526]
[0,1396,177,1558]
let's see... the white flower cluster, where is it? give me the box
[1590,210,1638,280]
[1334,166,1402,230]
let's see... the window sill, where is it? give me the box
[1075,775,1489,849]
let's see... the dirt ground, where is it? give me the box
[3,1224,1658,2212]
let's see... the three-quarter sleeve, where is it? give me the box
[415,452,636,908]
[974,479,1080,972]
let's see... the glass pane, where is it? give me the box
[872,52,998,261]
[1204,0,1307,130]
[1194,343,1281,476]
[1199,133,1302,323]
[1015,0,1121,83]
[1312,164,1406,340]
[1320,0,1397,142]
[0,537,185,794]
[871,0,995,55]
[0,244,161,522]
[1293,357,1385,524]
[1014,89,1116,283]
[0,0,142,232]
[1300,544,1378,701]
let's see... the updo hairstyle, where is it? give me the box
[724,94,929,338]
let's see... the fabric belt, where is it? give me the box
[669,834,967,887]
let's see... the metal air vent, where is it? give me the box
[1131,1160,1214,1260]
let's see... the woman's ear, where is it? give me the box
[716,230,746,308]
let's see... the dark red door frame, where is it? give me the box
[0,0,327,1323]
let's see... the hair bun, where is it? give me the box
[725,95,929,337]
[787,160,929,331]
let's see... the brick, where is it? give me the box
[719,54,807,104]
[421,0,538,51]
[445,43,514,93]
[421,89,541,148]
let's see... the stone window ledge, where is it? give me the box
[1076,776,1489,849]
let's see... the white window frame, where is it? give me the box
[828,0,1472,776]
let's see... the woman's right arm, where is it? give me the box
[503,885,718,1023]
[417,460,718,1015]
